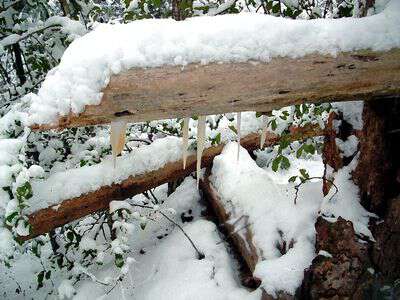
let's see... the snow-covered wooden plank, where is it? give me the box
[30,49,400,131]
[23,125,323,240]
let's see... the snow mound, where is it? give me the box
[27,1,400,125]
[210,142,374,296]
[211,142,322,295]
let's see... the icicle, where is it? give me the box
[260,114,268,149]
[110,120,127,168]
[237,112,241,162]
[182,117,189,169]
[196,116,206,188]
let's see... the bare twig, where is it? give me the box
[294,176,338,205]
[135,196,205,260]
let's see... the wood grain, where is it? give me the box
[31,49,400,131]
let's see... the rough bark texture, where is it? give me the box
[354,100,400,287]
[301,217,374,299]
[352,100,400,215]
[322,112,343,195]
[24,125,323,240]
[30,49,400,131]
[372,196,400,281]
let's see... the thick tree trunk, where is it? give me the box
[352,100,400,281]
[315,99,400,297]
[352,100,400,215]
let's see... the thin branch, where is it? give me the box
[1,24,62,47]
[134,198,205,260]
[159,211,204,259]
[294,176,338,205]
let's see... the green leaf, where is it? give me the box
[6,211,18,224]
[211,133,221,146]
[281,156,290,170]
[272,156,282,172]
[272,3,280,13]
[299,168,310,179]
[140,222,146,230]
[228,125,237,134]
[37,271,44,289]
[66,231,74,242]
[296,145,304,158]
[305,144,316,154]
[271,119,277,131]
[45,270,51,280]
[115,254,125,268]
[288,176,297,183]
[16,182,33,200]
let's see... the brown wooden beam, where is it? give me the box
[24,125,323,240]
[31,49,400,131]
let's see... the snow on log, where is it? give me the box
[30,49,400,131]
[23,125,323,240]
[200,175,259,272]
[27,3,400,129]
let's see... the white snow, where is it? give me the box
[211,142,323,296]
[26,112,263,213]
[210,142,375,296]
[333,100,364,130]
[72,178,259,300]
[0,227,14,258]
[27,1,400,126]
[0,16,86,48]
[58,280,76,299]
[27,165,45,178]
[320,157,376,240]
[28,136,183,213]
[318,250,333,258]
[335,135,359,157]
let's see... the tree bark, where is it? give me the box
[30,49,400,131]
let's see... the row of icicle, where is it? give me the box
[110,113,269,188]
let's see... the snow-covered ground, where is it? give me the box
[0,137,375,298]
[0,178,260,300]
[211,142,373,296]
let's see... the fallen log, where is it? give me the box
[31,49,400,131]
[24,125,323,240]
[200,174,259,272]
[200,172,293,300]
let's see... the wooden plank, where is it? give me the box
[23,125,323,240]
[31,49,400,131]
